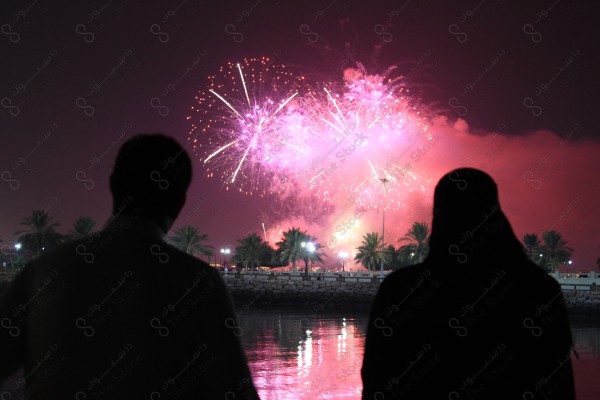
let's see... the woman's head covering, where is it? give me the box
[426,168,526,266]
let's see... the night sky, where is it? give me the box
[2,0,599,268]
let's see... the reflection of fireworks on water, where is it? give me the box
[189,58,434,210]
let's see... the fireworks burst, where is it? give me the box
[189,58,433,211]
[189,57,312,194]
[301,64,433,210]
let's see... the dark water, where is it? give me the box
[0,309,596,398]
[238,310,600,400]
[570,320,600,400]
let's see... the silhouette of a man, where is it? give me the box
[362,168,574,399]
[0,134,259,399]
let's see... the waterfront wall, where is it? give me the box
[221,272,600,314]
[562,290,600,314]
[2,271,599,314]
[222,273,379,311]
[0,272,14,292]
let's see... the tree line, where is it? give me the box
[1,210,590,275]
[0,211,214,267]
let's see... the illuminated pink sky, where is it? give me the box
[256,118,600,269]
[2,1,598,268]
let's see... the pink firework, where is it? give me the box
[299,64,433,211]
[188,57,312,195]
[189,59,433,211]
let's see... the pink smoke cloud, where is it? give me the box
[266,117,599,270]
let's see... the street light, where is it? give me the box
[220,248,231,271]
[379,177,389,278]
[301,242,314,277]
[338,251,349,272]
[301,242,315,252]
[14,243,22,269]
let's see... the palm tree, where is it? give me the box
[522,233,543,265]
[276,227,307,272]
[397,222,430,265]
[16,210,63,261]
[300,236,326,277]
[234,233,269,270]
[263,246,287,268]
[355,232,392,271]
[539,230,573,277]
[596,257,600,271]
[169,226,213,260]
[67,216,97,241]
[385,245,406,271]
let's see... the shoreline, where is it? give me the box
[219,272,600,316]
[2,271,599,316]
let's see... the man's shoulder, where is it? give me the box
[149,242,219,277]
[28,236,217,278]
[26,239,87,267]
[161,242,212,267]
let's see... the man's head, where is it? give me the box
[110,134,192,231]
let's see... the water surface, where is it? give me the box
[239,310,600,400]
[239,310,368,400]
